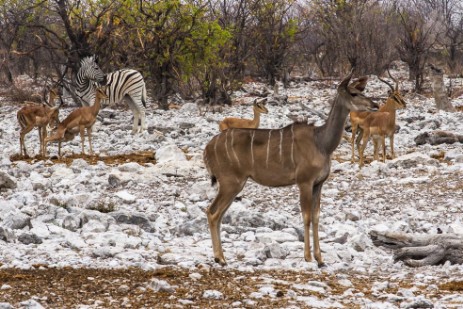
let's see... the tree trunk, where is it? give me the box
[429,65,455,112]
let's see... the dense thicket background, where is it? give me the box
[1,0,463,108]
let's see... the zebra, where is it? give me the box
[76,55,148,134]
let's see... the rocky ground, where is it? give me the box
[0,69,463,308]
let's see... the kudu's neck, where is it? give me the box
[315,94,350,154]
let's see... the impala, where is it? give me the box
[203,70,379,266]
[357,75,406,167]
[17,88,61,157]
[219,98,268,132]
[45,86,108,156]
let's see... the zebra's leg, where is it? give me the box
[139,108,147,132]
[131,113,139,134]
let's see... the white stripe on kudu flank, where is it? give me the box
[266,130,272,167]
[279,129,283,162]
[231,130,241,167]
[291,125,295,166]
[214,136,220,166]
[250,131,256,168]
[225,130,231,162]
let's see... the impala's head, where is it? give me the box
[253,98,269,114]
[379,72,407,110]
[95,85,109,100]
[79,55,105,82]
[45,103,62,134]
[338,70,379,112]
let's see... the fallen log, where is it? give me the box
[415,130,463,145]
[370,230,463,267]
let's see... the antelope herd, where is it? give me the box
[14,64,412,265]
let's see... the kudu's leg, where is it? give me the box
[298,182,314,263]
[311,182,325,266]
[207,179,246,265]
[372,137,380,161]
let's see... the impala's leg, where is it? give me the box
[58,141,62,157]
[298,182,314,263]
[389,134,395,159]
[372,137,380,161]
[41,126,48,157]
[207,178,246,265]
[311,181,325,266]
[381,136,386,162]
[87,127,93,155]
[79,126,86,156]
[20,125,34,157]
[350,124,357,163]
[359,129,369,167]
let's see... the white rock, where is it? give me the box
[155,144,187,163]
[202,289,224,300]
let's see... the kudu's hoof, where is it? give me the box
[214,257,227,266]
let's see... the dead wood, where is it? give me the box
[370,230,463,267]
[415,130,463,145]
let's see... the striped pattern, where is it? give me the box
[76,56,148,133]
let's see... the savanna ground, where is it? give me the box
[1,266,463,308]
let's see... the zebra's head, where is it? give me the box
[79,55,105,82]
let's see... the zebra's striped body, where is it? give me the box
[76,56,148,134]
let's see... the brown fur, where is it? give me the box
[357,90,406,166]
[17,88,60,157]
[219,99,268,132]
[45,86,108,156]
[203,71,379,266]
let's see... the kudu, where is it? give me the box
[357,75,406,167]
[203,71,379,266]
[17,87,61,157]
[45,86,108,156]
[219,98,269,132]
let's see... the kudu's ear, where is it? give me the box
[338,68,355,91]
[349,76,368,92]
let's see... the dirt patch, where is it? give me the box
[0,267,459,308]
[9,151,156,166]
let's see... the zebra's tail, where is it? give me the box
[142,83,147,108]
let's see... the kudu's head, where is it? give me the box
[379,70,407,110]
[253,98,269,114]
[338,70,379,112]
